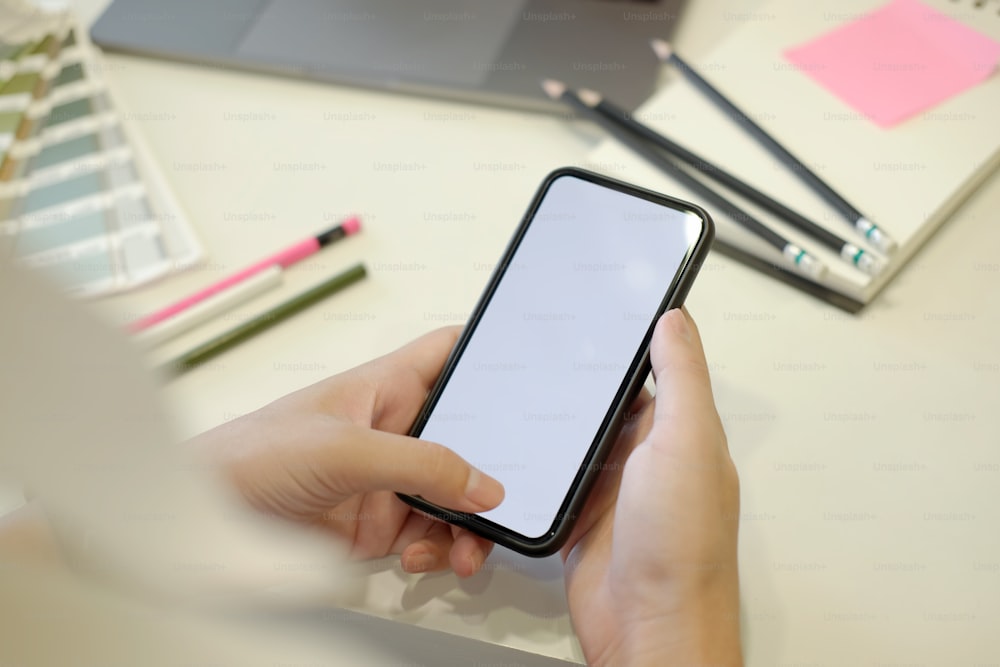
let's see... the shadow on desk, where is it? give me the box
[270,604,581,667]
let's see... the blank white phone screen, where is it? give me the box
[419,174,704,539]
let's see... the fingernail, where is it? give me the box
[464,468,505,510]
[403,551,437,574]
[666,308,691,343]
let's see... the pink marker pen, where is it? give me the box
[128,216,362,333]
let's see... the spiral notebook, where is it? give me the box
[586,0,1000,311]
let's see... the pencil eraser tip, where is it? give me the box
[343,216,361,235]
[798,254,828,281]
[857,253,886,277]
[872,233,896,256]
[857,218,896,255]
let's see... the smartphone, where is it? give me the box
[399,167,714,557]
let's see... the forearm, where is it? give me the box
[0,501,65,568]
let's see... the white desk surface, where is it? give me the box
[45,0,1000,664]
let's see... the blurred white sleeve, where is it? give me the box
[0,258,391,666]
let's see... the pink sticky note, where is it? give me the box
[783,0,1000,128]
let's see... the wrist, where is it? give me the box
[603,577,743,667]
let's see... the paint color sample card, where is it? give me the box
[0,1,200,297]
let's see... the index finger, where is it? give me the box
[367,326,461,433]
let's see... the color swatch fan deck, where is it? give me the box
[0,1,200,297]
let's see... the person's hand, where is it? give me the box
[187,327,504,578]
[561,309,742,667]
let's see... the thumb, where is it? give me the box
[648,308,725,448]
[323,426,505,513]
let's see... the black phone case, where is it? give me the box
[398,167,714,557]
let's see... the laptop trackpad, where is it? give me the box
[237,0,526,87]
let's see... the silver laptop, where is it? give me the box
[90,0,687,112]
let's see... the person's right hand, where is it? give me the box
[187,327,504,579]
[561,308,742,667]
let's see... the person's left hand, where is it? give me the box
[187,327,504,578]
